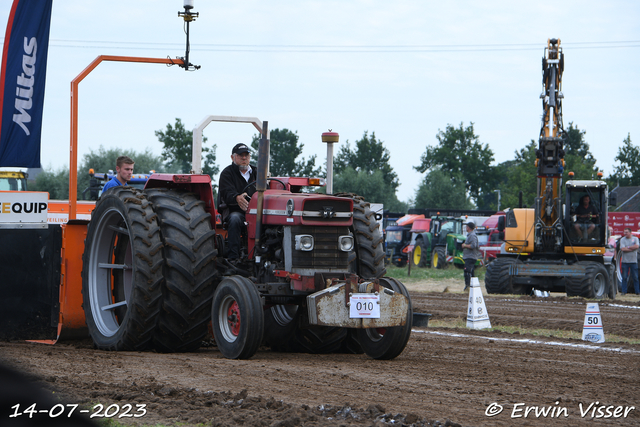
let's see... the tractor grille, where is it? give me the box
[290,226,350,269]
[302,199,352,223]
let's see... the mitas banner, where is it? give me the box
[0,0,54,168]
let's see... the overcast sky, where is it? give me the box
[1,1,639,202]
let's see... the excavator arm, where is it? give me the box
[534,38,566,252]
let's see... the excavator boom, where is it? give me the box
[535,38,566,252]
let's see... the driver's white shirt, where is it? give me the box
[241,166,252,182]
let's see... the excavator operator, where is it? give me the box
[573,194,599,241]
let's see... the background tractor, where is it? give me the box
[409,215,483,269]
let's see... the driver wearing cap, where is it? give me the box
[218,143,258,263]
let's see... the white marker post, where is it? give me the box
[582,302,605,343]
[466,277,491,329]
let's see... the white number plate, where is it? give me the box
[349,293,380,318]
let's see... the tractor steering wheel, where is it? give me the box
[241,178,287,199]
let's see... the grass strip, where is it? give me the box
[426,317,640,345]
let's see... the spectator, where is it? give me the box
[619,227,640,295]
[102,156,134,193]
[461,221,481,291]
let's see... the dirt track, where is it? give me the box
[1,287,639,427]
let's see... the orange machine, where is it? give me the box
[0,56,186,343]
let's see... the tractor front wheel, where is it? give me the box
[431,246,448,269]
[211,276,264,359]
[356,277,412,360]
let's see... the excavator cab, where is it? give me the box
[565,180,608,247]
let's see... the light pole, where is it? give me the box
[178,0,201,71]
[494,189,501,211]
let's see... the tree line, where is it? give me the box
[32,118,636,213]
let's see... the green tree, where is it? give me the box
[415,122,496,208]
[250,128,321,177]
[332,167,408,212]
[31,147,165,200]
[609,133,639,187]
[491,123,599,210]
[334,131,399,191]
[30,167,70,199]
[156,118,219,176]
[331,131,405,209]
[76,146,164,200]
[496,141,538,209]
[562,122,599,180]
[414,168,473,210]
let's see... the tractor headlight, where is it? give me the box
[339,235,354,252]
[295,235,314,251]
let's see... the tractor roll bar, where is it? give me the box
[69,55,185,220]
[191,115,265,174]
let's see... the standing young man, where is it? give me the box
[102,156,134,193]
[461,221,481,291]
[619,227,640,295]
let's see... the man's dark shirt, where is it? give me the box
[576,203,598,223]
[218,162,258,215]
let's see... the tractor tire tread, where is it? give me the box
[565,261,609,299]
[146,188,218,353]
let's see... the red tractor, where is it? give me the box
[81,115,412,359]
[0,54,410,361]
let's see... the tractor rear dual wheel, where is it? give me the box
[340,193,387,279]
[81,187,164,351]
[262,305,299,352]
[145,189,218,353]
[263,304,362,354]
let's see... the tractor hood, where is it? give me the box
[247,190,353,228]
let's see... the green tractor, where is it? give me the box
[409,216,469,269]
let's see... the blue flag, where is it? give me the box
[0,0,53,168]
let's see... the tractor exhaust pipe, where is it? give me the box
[254,121,269,256]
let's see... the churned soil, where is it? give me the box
[1,285,639,427]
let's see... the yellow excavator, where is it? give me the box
[485,39,616,299]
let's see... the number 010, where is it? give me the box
[356,301,374,311]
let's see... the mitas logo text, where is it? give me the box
[13,37,37,136]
